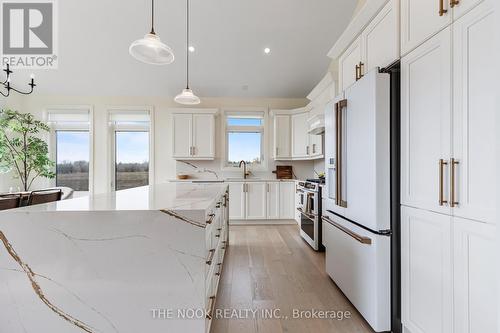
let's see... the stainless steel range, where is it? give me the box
[297,179,324,251]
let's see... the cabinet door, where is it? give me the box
[192,114,215,159]
[279,182,295,219]
[453,217,497,333]
[324,101,335,167]
[291,113,309,158]
[273,115,291,159]
[228,182,245,220]
[172,114,192,158]
[452,2,495,224]
[308,134,323,157]
[339,36,362,92]
[452,0,485,20]
[266,182,280,219]
[401,27,452,215]
[361,0,400,71]
[401,206,452,333]
[245,182,267,220]
[401,0,452,55]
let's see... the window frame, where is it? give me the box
[45,105,94,194]
[107,106,154,191]
[222,108,269,172]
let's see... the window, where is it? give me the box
[47,107,92,194]
[109,109,152,191]
[115,131,149,190]
[225,113,264,168]
[56,131,90,191]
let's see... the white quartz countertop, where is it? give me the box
[169,178,296,183]
[10,183,227,213]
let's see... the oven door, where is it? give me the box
[299,206,319,250]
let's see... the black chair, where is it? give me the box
[27,189,62,206]
[0,194,21,211]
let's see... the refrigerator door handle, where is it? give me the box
[335,99,348,208]
[322,216,372,245]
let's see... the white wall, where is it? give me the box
[1,94,315,193]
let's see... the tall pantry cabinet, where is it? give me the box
[400,2,496,333]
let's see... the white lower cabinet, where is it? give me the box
[228,181,296,221]
[245,182,267,220]
[401,206,452,333]
[267,182,280,220]
[402,205,497,333]
[279,182,295,219]
[228,182,245,220]
[453,217,497,333]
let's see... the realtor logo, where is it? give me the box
[1,0,58,68]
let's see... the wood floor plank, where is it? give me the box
[213,225,375,333]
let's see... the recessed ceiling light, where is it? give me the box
[264,47,271,54]
[188,46,195,52]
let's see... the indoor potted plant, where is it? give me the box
[0,109,55,192]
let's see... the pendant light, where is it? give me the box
[175,0,200,105]
[129,0,174,65]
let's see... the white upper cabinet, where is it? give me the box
[273,114,291,160]
[401,0,452,55]
[453,217,497,333]
[401,206,453,333]
[172,110,216,160]
[339,36,363,92]
[192,114,215,158]
[361,0,400,71]
[172,113,192,158]
[308,133,323,158]
[291,112,309,158]
[401,27,452,215]
[452,2,495,224]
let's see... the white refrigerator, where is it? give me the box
[323,69,391,332]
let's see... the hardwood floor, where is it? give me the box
[211,225,375,333]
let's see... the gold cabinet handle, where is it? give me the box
[205,249,215,265]
[450,0,459,8]
[450,158,459,207]
[439,0,448,16]
[206,296,216,319]
[358,62,364,80]
[335,99,348,208]
[355,64,360,81]
[322,216,371,245]
[439,159,448,206]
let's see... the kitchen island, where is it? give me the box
[0,183,229,333]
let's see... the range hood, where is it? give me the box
[307,113,325,135]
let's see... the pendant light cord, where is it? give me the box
[186,0,190,89]
[150,0,155,35]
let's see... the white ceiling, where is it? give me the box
[12,0,357,98]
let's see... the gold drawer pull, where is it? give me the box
[322,216,372,245]
[450,158,459,207]
[205,249,215,265]
[439,159,448,206]
[439,0,448,16]
[206,213,215,224]
[450,0,459,7]
[206,296,216,320]
[215,263,223,276]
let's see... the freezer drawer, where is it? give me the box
[322,214,391,332]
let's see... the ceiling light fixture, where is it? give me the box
[1,64,36,97]
[129,0,174,65]
[264,47,271,54]
[188,46,195,52]
[175,0,200,105]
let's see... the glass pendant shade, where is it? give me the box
[174,88,201,105]
[129,33,174,65]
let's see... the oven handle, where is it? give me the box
[322,216,372,245]
[297,207,317,219]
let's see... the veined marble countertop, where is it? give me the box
[0,183,228,332]
[9,183,227,213]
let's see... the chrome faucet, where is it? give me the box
[238,160,250,179]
